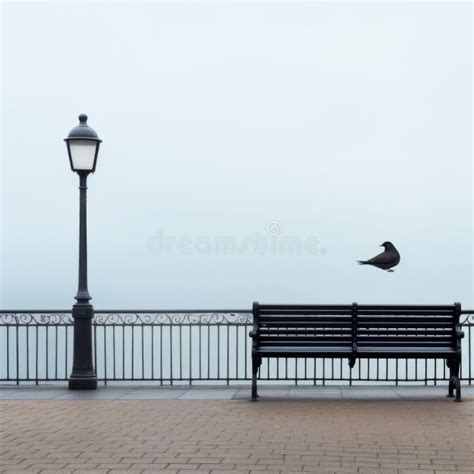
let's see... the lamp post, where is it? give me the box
[65,114,102,390]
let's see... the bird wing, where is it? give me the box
[365,251,398,265]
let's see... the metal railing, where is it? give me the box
[0,310,473,385]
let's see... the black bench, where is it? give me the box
[249,302,464,401]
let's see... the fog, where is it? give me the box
[1,1,472,309]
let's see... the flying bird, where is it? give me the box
[357,241,400,272]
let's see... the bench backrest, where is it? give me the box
[255,304,353,348]
[356,304,460,349]
[253,303,461,350]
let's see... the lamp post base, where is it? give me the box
[69,303,97,390]
[69,375,98,390]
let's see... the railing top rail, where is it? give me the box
[1,308,472,313]
[0,309,250,314]
[0,310,71,314]
[0,305,474,314]
[259,304,464,310]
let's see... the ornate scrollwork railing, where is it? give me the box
[1,310,472,327]
[460,312,474,326]
[0,312,73,325]
[92,311,252,325]
[0,311,253,326]
[1,309,473,384]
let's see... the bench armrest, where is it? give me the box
[456,330,465,339]
[249,330,257,338]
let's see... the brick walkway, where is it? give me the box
[1,389,473,473]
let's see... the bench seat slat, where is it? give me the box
[357,336,454,343]
[259,336,352,339]
[260,329,454,335]
[357,323,453,328]
[260,321,351,330]
[356,344,453,349]
[260,322,453,329]
[258,304,352,313]
[259,338,353,343]
[259,304,455,311]
[358,317,453,323]
[358,346,456,354]
[260,317,453,323]
[260,316,352,322]
[358,310,455,316]
[260,310,353,316]
[261,310,455,316]
[257,346,353,355]
[357,330,453,336]
[257,347,456,355]
[259,339,453,345]
[357,305,454,311]
[259,333,353,337]
[259,342,353,348]
[260,326,354,336]
[260,335,456,345]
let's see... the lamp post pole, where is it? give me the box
[69,171,96,389]
[65,114,102,390]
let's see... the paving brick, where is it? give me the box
[63,463,99,469]
[399,470,435,474]
[108,470,144,474]
[211,470,249,474]
[38,470,74,474]
[177,471,212,474]
[31,465,68,472]
[168,463,200,469]
[199,464,235,470]
[0,397,473,473]
[142,471,178,474]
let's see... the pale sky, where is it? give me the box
[1,1,472,309]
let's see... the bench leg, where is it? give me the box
[453,361,462,402]
[251,357,258,402]
[447,376,455,398]
[454,377,462,402]
[446,363,454,398]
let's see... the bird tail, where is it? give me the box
[357,260,368,265]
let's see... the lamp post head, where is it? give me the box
[64,114,102,173]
